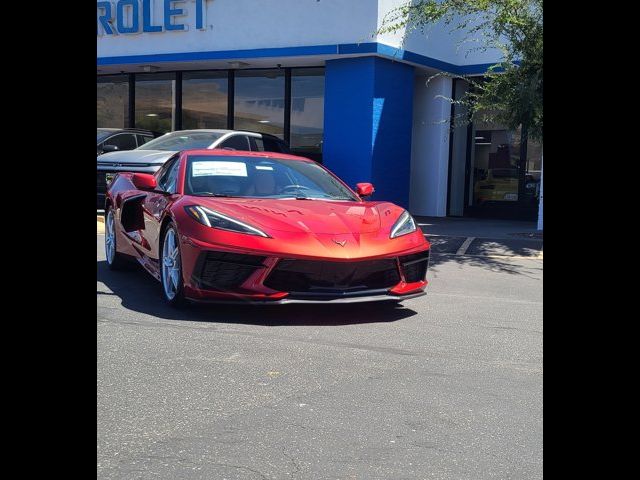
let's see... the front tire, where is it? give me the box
[160,224,186,307]
[105,208,127,270]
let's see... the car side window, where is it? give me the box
[137,134,153,146]
[219,135,251,151]
[263,137,289,153]
[249,137,265,152]
[105,133,137,151]
[156,157,180,193]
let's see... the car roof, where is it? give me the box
[97,127,155,134]
[163,129,286,140]
[179,148,310,162]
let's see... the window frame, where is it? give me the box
[97,66,325,160]
[103,132,138,151]
[155,155,181,194]
[218,134,252,151]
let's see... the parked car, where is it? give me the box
[97,129,290,208]
[474,169,541,205]
[97,128,157,156]
[104,149,430,306]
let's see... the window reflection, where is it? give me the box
[234,70,285,138]
[470,120,541,206]
[97,75,129,128]
[471,118,521,205]
[290,68,324,156]
[135,73,176,133]
[182,72,228,129]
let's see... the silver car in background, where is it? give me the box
[96,129,289,208]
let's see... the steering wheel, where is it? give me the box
[280,185,313,194]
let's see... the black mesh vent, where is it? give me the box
[400,250,430,282]
[264,259,401,293]
[193,251,266,291]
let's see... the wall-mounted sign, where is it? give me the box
[97,0,209,36]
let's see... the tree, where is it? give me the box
[378,0,543,141]
[379,0,543,227]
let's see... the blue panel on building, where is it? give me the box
[323,57,414,208]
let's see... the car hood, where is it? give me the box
[97,149,177,165]
[189,197,406,235]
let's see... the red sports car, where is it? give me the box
[104,149,430,305]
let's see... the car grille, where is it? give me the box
[399,250,430,282]
[264,258,401,294]
[192,251,267,291]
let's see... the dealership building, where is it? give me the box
[97,0,541,219]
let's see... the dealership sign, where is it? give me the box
[97,0,208,36]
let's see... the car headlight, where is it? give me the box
[185,205,271,238]
[390,210,417,238]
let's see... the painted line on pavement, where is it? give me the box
[456,237,475,255]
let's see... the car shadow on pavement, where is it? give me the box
[428,253,543,278]
[97,261,418,326]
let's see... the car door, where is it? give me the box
[141,155,181,262]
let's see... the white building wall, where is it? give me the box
[376,0,504,67]
[98,0,379,57]
[409,74,452,217]
[98,0,503,68]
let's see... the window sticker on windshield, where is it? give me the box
[192,161,248,177]
[255,166,273,171]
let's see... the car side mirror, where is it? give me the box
[132,173,157,191]
[102,145,120,153]
[356,182,375,198]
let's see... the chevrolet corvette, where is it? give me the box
[104,149,431,305]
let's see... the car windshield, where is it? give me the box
[137,131,224,151]
[184,155,359,201]
[97,129,116,142]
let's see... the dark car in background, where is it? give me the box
[97,129,290,208]
[97,128,159,156]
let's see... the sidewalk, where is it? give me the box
[415,216,543,258]
[415,216,541,240]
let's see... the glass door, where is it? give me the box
[463,116,540,220]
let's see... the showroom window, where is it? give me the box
[97,67,325,159]
[182,71,228,129]
[469,118,521,205]
[468,117,541,209]
[234,69,285,138]
[290,68,325,157]
[97,75,129,128]
[135,73,176,133]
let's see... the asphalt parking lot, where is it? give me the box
[97,232,543,479]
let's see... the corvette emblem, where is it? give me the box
[333,239,347,247]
